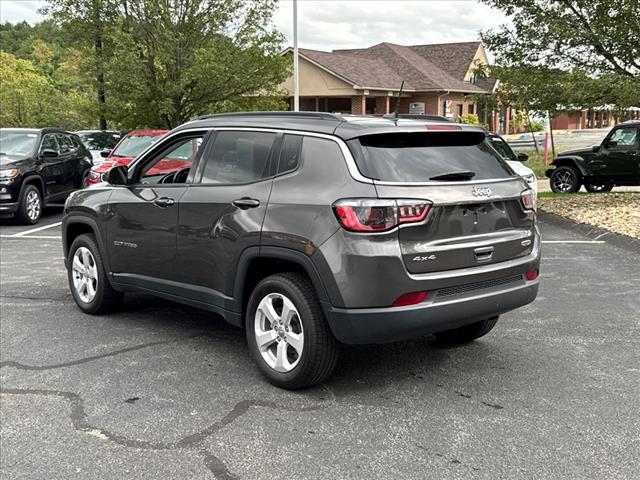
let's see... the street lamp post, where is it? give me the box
[293,0,299,112]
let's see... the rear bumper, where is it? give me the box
[324,278,538,344]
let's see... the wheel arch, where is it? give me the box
[62,215,111,273]
[233,247,331,325]
[549,156,589,177]
[20,174,46,200]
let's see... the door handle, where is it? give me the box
[153,197,175,207]
[474,246,494,263]
[233,197,260,209]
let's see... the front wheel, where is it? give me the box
[15,184,42,225]
[550,166,581,193]
[245,273,338,389]
[434,317,499,344]
[68,234,123,314]
[585,182,613,193]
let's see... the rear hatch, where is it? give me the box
[347,129,536,274]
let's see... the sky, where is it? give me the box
[0,0,511,51]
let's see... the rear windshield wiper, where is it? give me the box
[429,171,476,181]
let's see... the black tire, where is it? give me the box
[550,166,581,193]
[245,272,338,390]
[434,316,499,344]
[585,182,613,193]
[67,234,123,314]
[15,184,42,225]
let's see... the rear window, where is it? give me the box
[348,132,514,182]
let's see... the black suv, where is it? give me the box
[62,112,540,389]
[546,121,640,193]
[0,128,93,224]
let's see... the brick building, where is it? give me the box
[281,41,512,133]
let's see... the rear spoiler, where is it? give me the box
[354,130,487,147]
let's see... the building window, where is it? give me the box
[457,104,463,117]
[468,104,475,115]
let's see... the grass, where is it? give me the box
[518,150,548,179]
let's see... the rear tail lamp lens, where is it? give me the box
[525,269,539,281]
[392,291,428,307]
[333,199,431,232]
[521,189,536,211]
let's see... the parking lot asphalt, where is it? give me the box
[1,209,639,480]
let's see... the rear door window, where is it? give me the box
[348,131,514,182]
[277,134,303,174]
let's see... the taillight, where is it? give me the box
[521,189,536,211]
[332,199,431,232]
[525,269,539,281]
[392,291,428,307]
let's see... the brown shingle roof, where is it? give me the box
[409,41,482,80]
[295,41,489,93]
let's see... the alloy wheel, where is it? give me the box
[26,190,41,221]
[254,293,304,373]
[552,170,576,193]
[72,247,98,303]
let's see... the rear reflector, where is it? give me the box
[525,269,539,281]
[392,291,428,307]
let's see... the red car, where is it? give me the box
[84,129,179,186]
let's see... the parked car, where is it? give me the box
[546,121,640,193]
[0,128,92,224]
[62,112,540,389]
[75,130,123,163]
[486,132,538,195]
[84,130,168,187]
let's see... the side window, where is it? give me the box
[40,134,59,153]
[55,134,74,153]
[277,134,303,174]
[608,127,638,148]
[201,131,276,184]
[138,135,204,184]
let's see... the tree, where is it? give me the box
[41,0,120,129]
[108,0,289,128]
[481,0,640,77]
[0,51,57,127]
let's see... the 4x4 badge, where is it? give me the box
[472,186,492,197]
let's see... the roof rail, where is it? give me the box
[193,111,344,122]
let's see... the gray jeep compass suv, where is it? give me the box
[62,112,540,389]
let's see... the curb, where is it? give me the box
[538,210,640,253]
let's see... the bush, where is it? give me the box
[459,113,479,125]
[528,119,546,132]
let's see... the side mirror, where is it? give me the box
[104,165,128,186]
[100,149,112,158]
[40,149,59,158]
[516,152,528,162]
[592,145,601,152]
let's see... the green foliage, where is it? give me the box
[1,0,289,129]
[509,111,526,131]
[458,114,480,125]
[480,0,640,77]
[528,119,545,132]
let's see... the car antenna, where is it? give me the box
[393,80,405,121]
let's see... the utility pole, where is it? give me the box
[293,0,299,112]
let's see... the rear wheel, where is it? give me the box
[15,184,42,225]
[550,166,581,193]
[245,272,338,389]
[585,182,613,193]
[434,316,499,344]
[68,234,123,314]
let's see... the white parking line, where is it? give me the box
[541,240,606,244]
[12,221,62,237]
[0,235,62,240]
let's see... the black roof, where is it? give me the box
[180,111,484,140]
[0,127,75,135]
